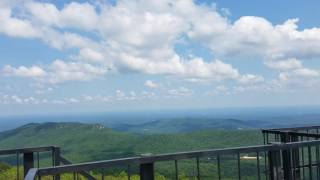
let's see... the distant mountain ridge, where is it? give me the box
[1,106,320,132]
[111,118,272,133]
[0,122,261,163]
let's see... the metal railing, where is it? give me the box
[262,126,320,145]
[0,146,59,179]
[24,140,320,180]
[262,126,320,180]
[0,125,316,179]
[0,146,95,180]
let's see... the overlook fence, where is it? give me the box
[24,140,320,180]
[0,146,95,180]
[0,146,59,179]
[262,125,320,180]
[2,125,320,180]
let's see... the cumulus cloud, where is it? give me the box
[3,0,320,91]
[0,0,264,84]
[0,7,40,38]
[279,68,320,82]
[41,30,99,50]
[144,80,160,89]
[35,87,53,95]
[167,87,192,97]
[205,85,230,96]
[48,59,107,83]
[265,58,303,71]
[78,48,105,62]
[263,58,320,89]
[4,1,320,61]
[189,16,320,61]
[2,60,108,83]
[0,2,99,50]
[0,90,159,105]
[0,94,41,104]
[238,74,264,85]
[2,65,46,78]
[24,1,99,31]
[119,56,244,82]
[115,90,126,100]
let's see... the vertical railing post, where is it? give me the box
[23,152,34,178]
[268,150,281,180]
[53,147,61,180]
[290,134,300,179]
[140,163,154,180]
[280,132,293,180]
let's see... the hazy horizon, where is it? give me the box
[1,105,320,131]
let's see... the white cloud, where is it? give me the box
[79,48,104,62]
[238,74,264,85]
[23,97,39,104]
[293,68,320,78]
[215,85,228,92]
[4,0,320,91]
[83,95,94,101]
[262,57,320,89]
[58,2,98,30]
[205,85,229,96]
[67,98,79,103]
[0,2,99,50]
[279,68,320,82]
[265,58,303,71]
[0,0,266,84]
[115,90,126,100]
[189,15,320,61]
[144,80,160,89]
[98,0,186,57]
[35,87,53,94]
[48,59,107,83]
[2,60,108,83]
[11,95,22,104]
[119,55,243,82]
[4,1,320,62]
[41,30,98,50]
[0,7,40,38]
[2,65,46,78]
[167,87,192,97]
[26,1,99,31]
[0,94,42,104]
[141,91,156,99]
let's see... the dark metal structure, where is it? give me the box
[0,146,59,179]
[1,125,320,180]
[0,146,95,180]
[262,125,320,180]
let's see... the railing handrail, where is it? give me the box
[25,139,320,179]
[262,125,320,132]
[59,156,96,180]
[0,146,57,155]
[262,129,320,140]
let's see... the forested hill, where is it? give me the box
[111,118,270,133]
[0,122,262,163]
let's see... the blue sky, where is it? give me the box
[1,0,320,115]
